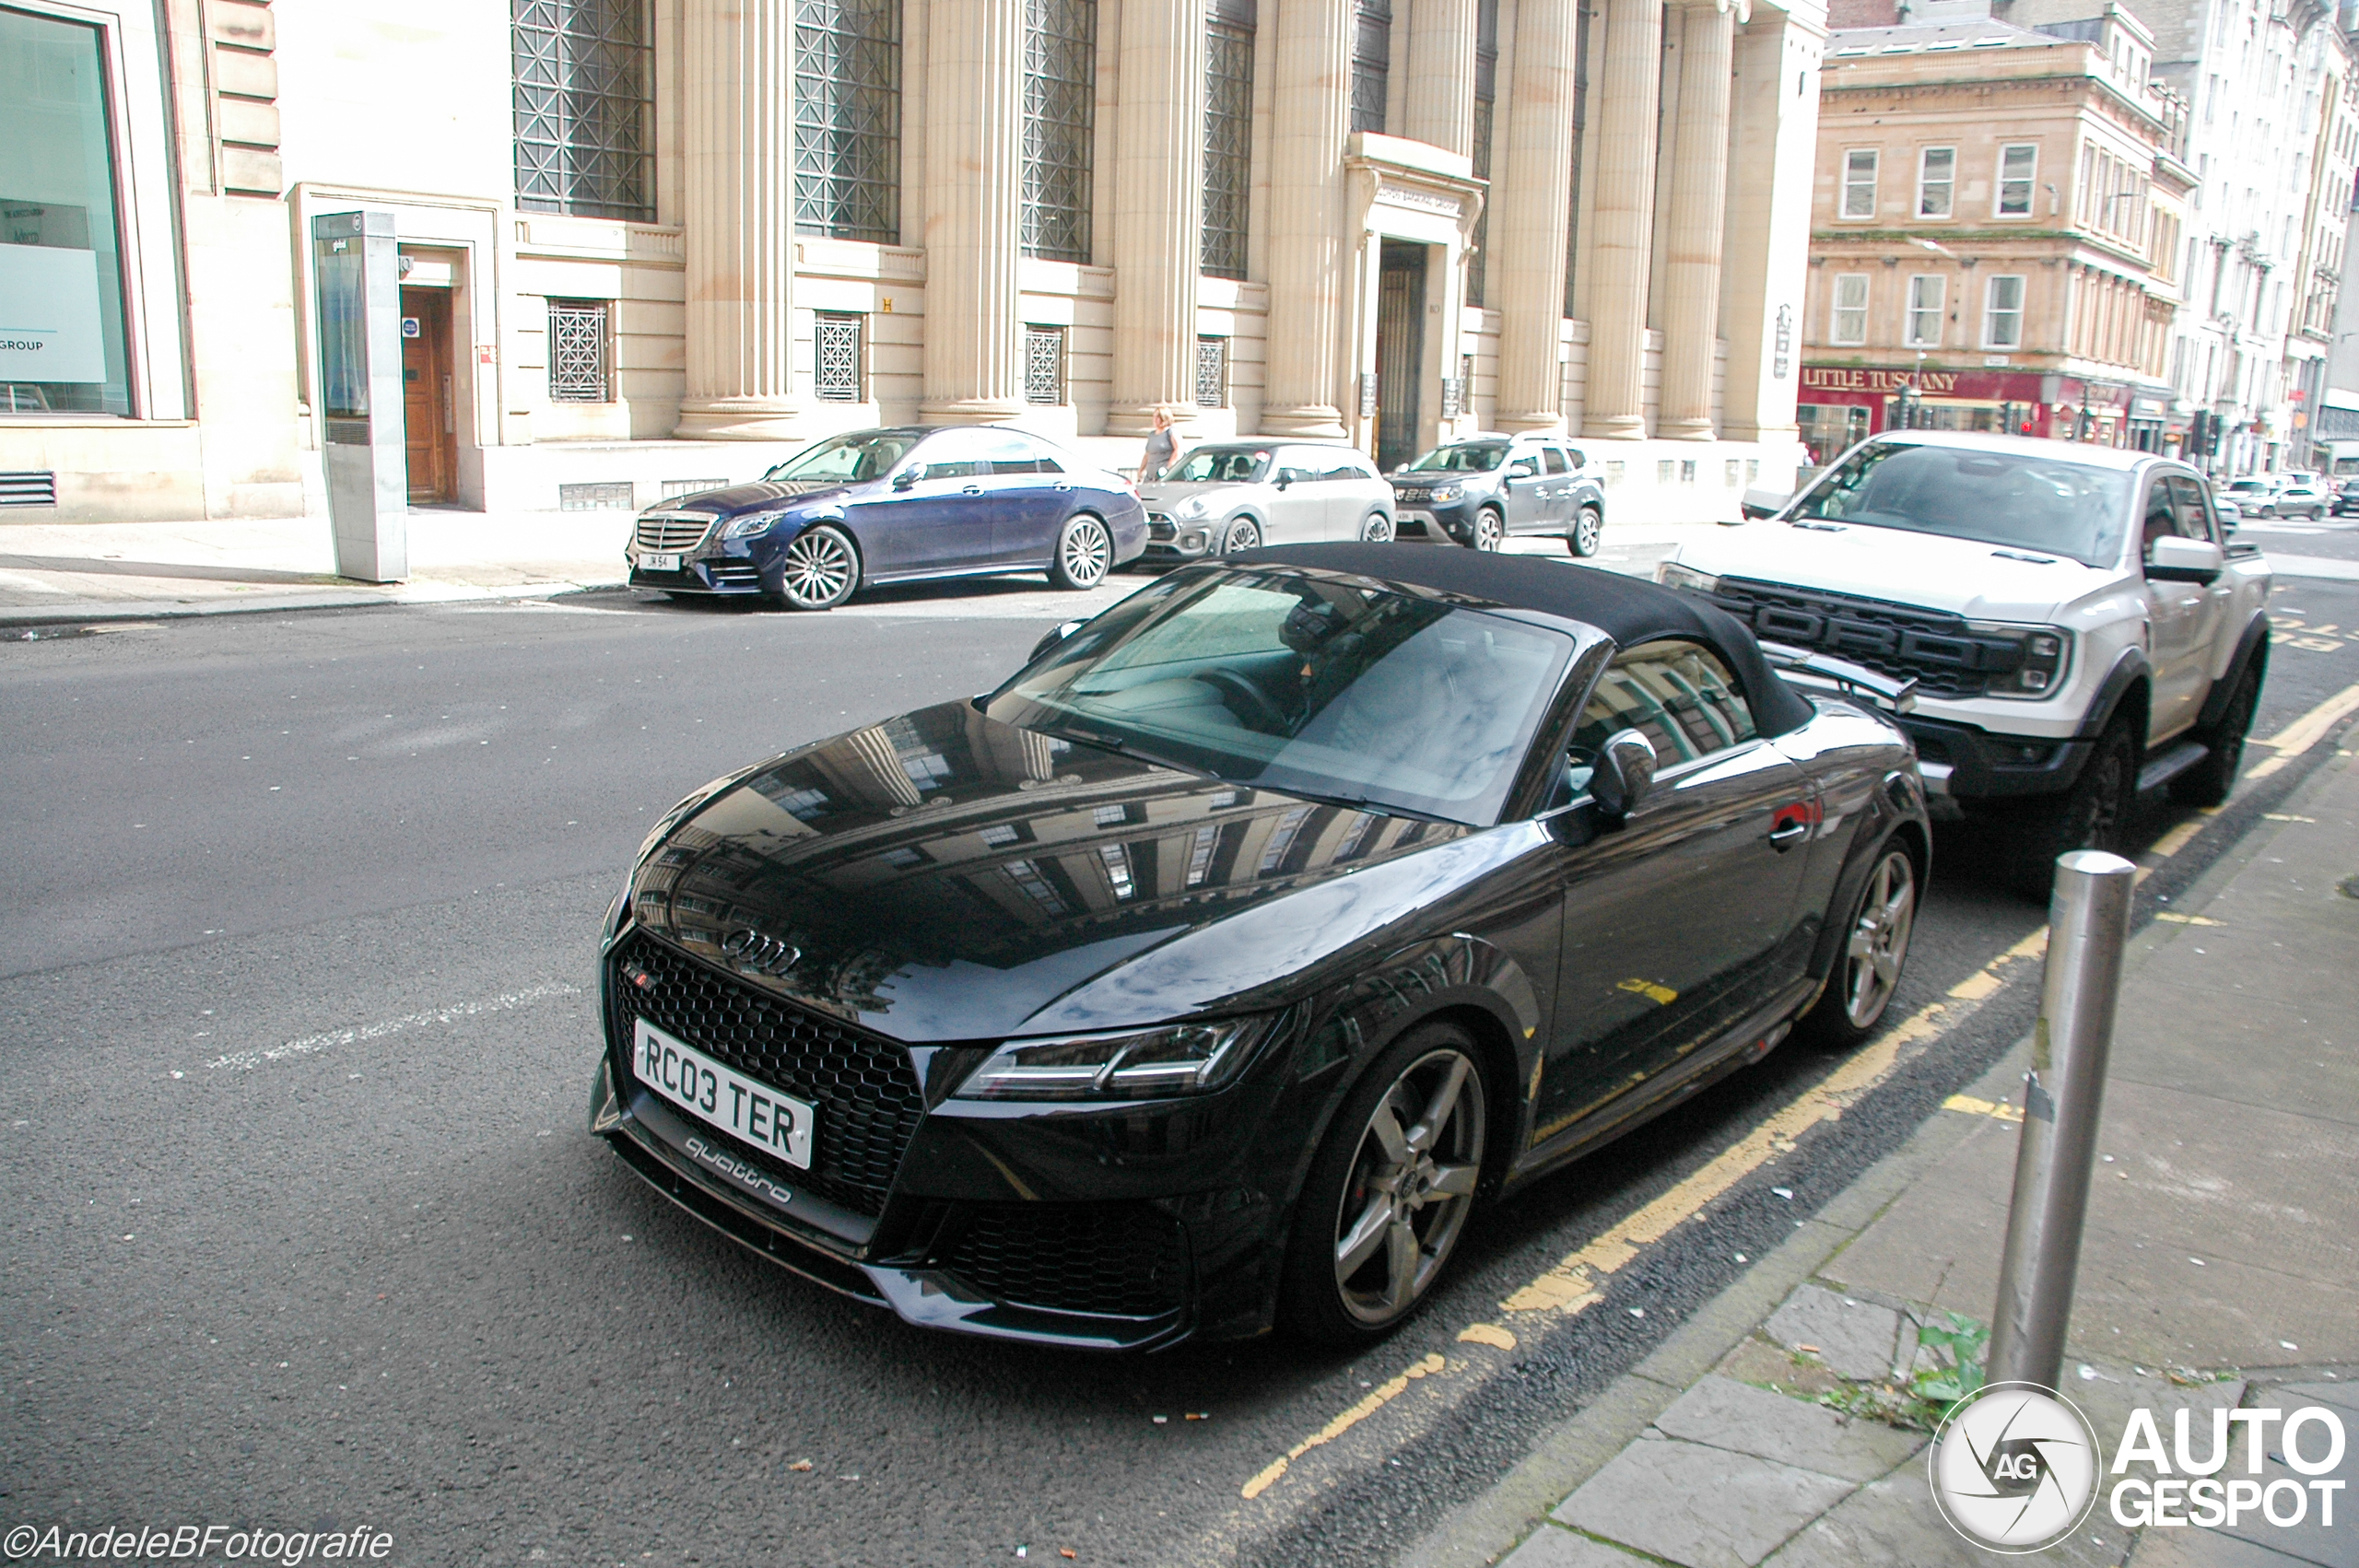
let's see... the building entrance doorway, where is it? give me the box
[400,287,454,504]
[1376,240,1428,473]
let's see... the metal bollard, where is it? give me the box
[1987,848,2138,1392]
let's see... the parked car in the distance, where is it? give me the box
[1388,434,1609,556]
[2265,481,2330,520]
[1137,443,1394,562]
[2333,486,2359,517]
[626,427,1148,610]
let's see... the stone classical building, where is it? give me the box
[2,0,1828,527]
[1797,0,2196,459]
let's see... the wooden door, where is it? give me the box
[400,287,454,504]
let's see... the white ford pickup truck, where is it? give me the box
[1657,432,2272,895]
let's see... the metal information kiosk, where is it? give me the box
[312,211,406,582]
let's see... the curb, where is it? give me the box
[0,576,632,630]
[1400,743,2352,1568]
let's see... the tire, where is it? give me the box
[1360,511,1396,544]
[2169,664,2259,807]
[1471,508,1505,552]
[1220,516,1263,554]
[1997,718,2136,899]
[775,524,860,611]
[1049,513,1112,591]
[1281,1023,1489,1344]
[1567,504,1603,558]
[1797,842,1919,1049]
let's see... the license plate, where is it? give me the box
[639,551,682,572]
[632,1017,815,1169]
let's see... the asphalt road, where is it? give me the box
[3,543,2355,1568]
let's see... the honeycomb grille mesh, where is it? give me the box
[611,931,921,1217]
[934,1203,1190,1318]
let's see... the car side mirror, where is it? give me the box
[2146,535,2223,583]
[1273,474,1291,489]
[891,468,919,491]
[1028,617,1087,664]
[1591,729,1658,819]
[1741,486,1793,520]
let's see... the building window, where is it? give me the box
[1830,274,1870,346]
[1984,275,2025,348]
[1350,0,1391,135]
[1202,4,1255,281]
[1917,146,1955,218]
[1022,0,1097,263]
[1841,149,1878,219]
[793,0,901,243]
[1470,0,1498,305]
[1,7,133,415]
[1196,336,1228,407]
[513,0,653,221]
[1905,275,1944,347]
[815,311,864,402]
[1997,143,2037,217]
[546,299,612,402]
[1025,324,1067,404]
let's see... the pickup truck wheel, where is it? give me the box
[1567,505,1604,557]
[1798,843,1918,1049]
[1999,720,2135,898]
[2169,666,2259,807]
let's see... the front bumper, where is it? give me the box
[627,547,766,596]
[1900,713,2095,801]
[1143,513,1217,560]
[1391,499,1475,544]
[586,930,1292,1350]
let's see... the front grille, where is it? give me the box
[1394,488,1431,504]
[1147,515,1176,541]
[933,1202,1190,1318]
[610,931,923,1217]
[1705,577,2023,699]
[634,512,716,553]
[1396,518,1430,536]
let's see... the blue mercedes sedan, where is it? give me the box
[626,426,1151,610]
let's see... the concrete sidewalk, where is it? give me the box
[0,508,1701,627]
[1412,744,2359,1568]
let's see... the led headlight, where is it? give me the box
[721,510,792,540]
[1173,497,1211,520]
[1655,560,1719,594]
[1426,485,1464,504]
[1973,623,2072,698]
[955,1015,1277,1101]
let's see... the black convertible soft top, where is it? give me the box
[1232,543,1817,738]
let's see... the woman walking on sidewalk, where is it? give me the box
[1137,407,1178,486]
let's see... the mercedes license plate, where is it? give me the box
[639,551,682,572]
[632,1017,815,1169]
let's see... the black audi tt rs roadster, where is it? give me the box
[588,544,1930,1351]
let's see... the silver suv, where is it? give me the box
[1389,434,1609,555]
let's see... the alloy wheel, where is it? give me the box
[1473,510,1504,551]
[1568,506,1602,557]
[1361,512,1396,544]
[1223,518,1262,553]
[779,527,857,610]
[1332,1049,1486,1326]
[1054,516,1111,589]
[1840,849,1916,1031]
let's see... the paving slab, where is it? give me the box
[1498,1527,1659,1567]
[1650,1375,1924,1483]
[1553,1436,1855,1568]
[2129,1531,2324,1568]
[1762,1464,2132,1568]
[1762,1282,1906,1382]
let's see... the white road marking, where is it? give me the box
[205,982,583,1071]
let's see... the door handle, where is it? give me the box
[1054,482,1073,491]
[961,485,983,496]
[1767,821,1811,850]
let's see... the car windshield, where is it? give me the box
[1788,442,2132,568]
[2225,480,2269,495]
[763,432,919,485]
[985,568,1578,825]
[1166,447,1271,484]
[1405,442,1508,474]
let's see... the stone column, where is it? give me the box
[1718,6,1820,448]
[1109,0,1209,434]
[1581,0,1666,439]
[1492,0,1579,432]
[675,0,801,440]
[921,0,1026,423]
[1262,0,1355,439]
[1659,0,1734,439]
[1404,0,1477,156]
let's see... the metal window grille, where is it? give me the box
[513,0,653,221]
[1470,0,1497,305]
[547,299,611,402]
[794,0,901,242]
[1023,0,1097,263]
[815,312,865,402]
[1025,325,1067,405]
[1350,0,1391,135]
[1202,15,1254,280]
[1195,336,1227,408]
